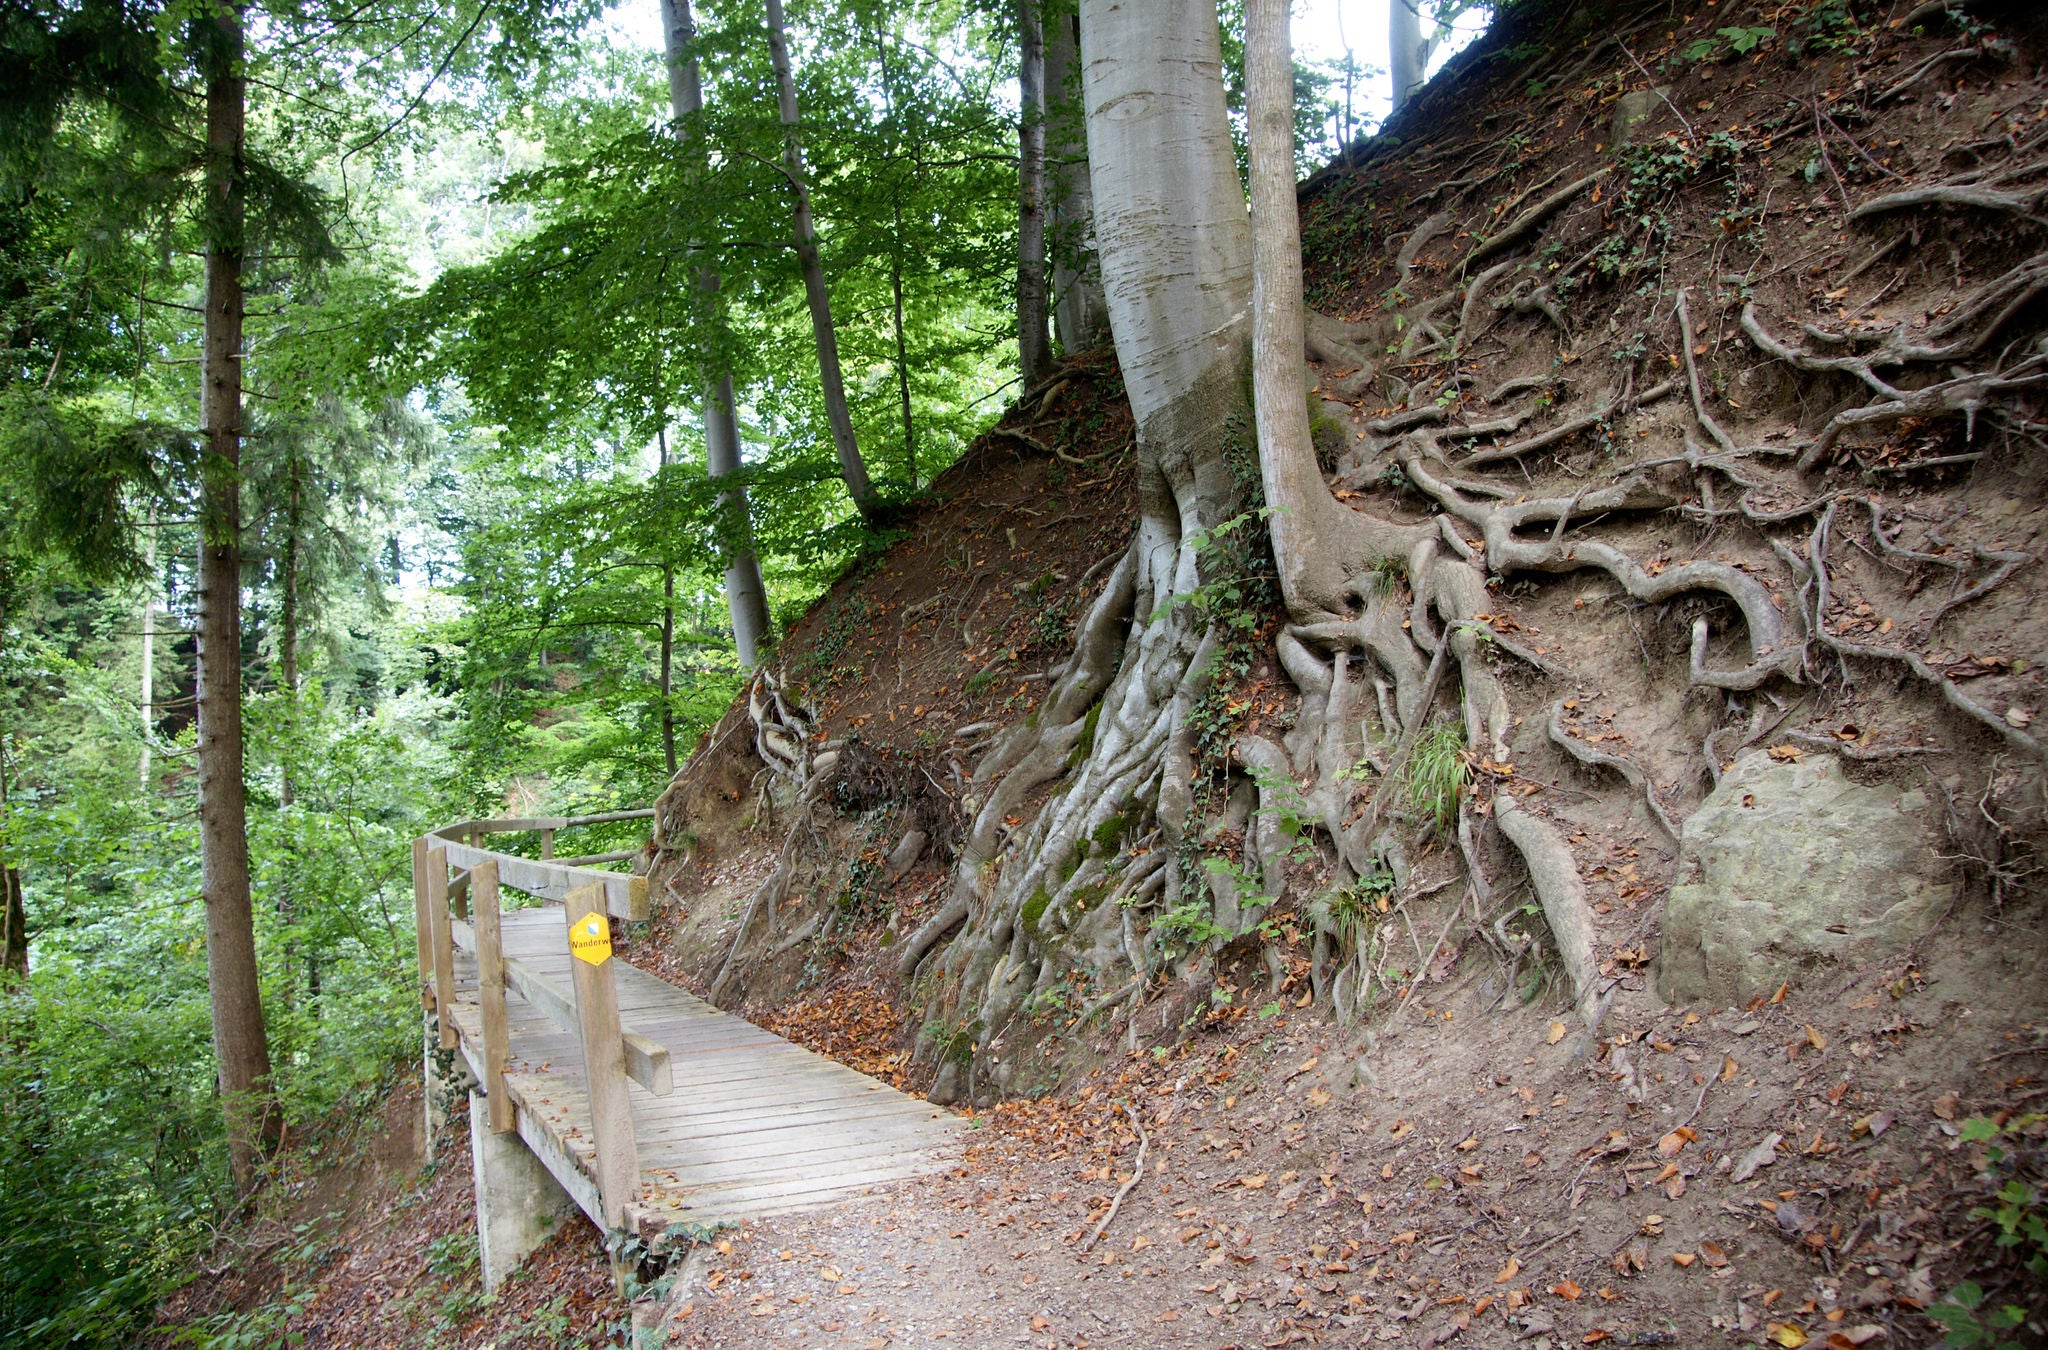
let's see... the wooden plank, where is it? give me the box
[411,837,433,1007]
[646,1157,957,1210]
[565,883,638,1229]
[633,1099,958,1138]
[473,860,514,1134]
[502,1075,605,1225]
[496,957,672,1096]
[426,846,456,1049]
[553,849,638,868]
[636,1130,957,1173]
[562,808,656,827]
[439,839,648,921]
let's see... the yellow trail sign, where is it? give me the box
[569,911,613,966]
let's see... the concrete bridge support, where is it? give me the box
[469,1088,579,1291]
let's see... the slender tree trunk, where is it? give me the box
[873,30,918,484]
[1,703,21,982]
[139,506,156,786]
[656,428,680,778]
[889,232,916,486]
[275,459,300,1014]
[660,0,773,668]
[1247,0,1320,541]
[1336,0,1354,152]
[1,869,23,982]
[279,459,299,800]
[1390,0,1428,112]
[1043,6,1107,354]
[198,2,279,1193]
[763,0,883,525]
[661,566,678,777]
[1016,0,1054,385]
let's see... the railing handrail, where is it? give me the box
[414,809,658,1234]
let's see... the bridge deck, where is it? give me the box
[442,904,962,1235]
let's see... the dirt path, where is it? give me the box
[655,950,2044,1350]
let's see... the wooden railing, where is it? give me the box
[412,808,663,1230]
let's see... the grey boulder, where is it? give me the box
[1657,750,1955,1006]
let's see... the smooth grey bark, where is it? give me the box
[198,1,280,1193]
[1042,4,1108,353]
[1016,0,1054,385]
[764,0,883,526]
[1390,0,1432,112]
[661,0,773,667]
[916,0,1256,1101]
[1245,0,1386,619]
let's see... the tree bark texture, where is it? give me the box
[198,1,280,1192]
[662,0,773,667]
[1016,0,1055,386]
[2,868,24,981]
[763,0,883,525]
[1042,5,1108,354]
[901,0,1256,1103]
[1390,0,1429,112]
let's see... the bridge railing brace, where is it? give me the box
[411,809,662,1288]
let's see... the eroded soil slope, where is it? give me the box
[642,2,2048,1346]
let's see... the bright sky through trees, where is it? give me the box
[597,0,1485,145]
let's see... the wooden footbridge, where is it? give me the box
[412,815,962,1288]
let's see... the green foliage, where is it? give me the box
[1678,25,1775,62]
[1369,554,1407,595]
[1405,721,1470,830]
[1021,886,1054,934]
[1153,898,1229,956]
[1924,1114,2047,1348]
[1328,868,1397,933]
[1928,1282,2028,1349]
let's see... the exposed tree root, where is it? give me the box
[1779,503,2042,759]
[1546,698,1680,843]
[1495,794,1601,1024]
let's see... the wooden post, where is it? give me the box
[540,828,554,860]
[426,846,457,1049]
[411,836,433,1006]
[473,859,514,1134]
[564,882,638,1232]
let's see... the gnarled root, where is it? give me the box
[1547,697,1681,843]
[1494,795,1602,1025]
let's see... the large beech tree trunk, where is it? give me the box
[903,0,1255,1104]
[764,0,883,526]
[198,1,280,1192]
[661,0,773,667]
[1042,3,1108,353]
[1390,0,1429,112]
[1016,0,1054,385]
